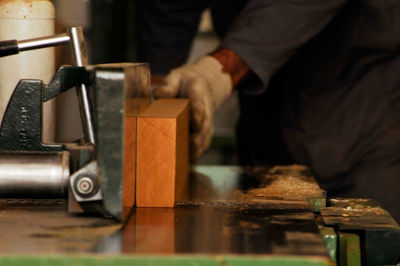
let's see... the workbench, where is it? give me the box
[0,165,398,266]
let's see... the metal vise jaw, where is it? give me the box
[0,63,150,220]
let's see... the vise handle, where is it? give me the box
[0,34,70,58]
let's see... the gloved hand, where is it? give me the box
[153,56,232,161]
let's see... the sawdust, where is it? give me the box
[238,165,325,202]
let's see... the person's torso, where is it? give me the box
[238,0,400,180]
[278,0,400,178]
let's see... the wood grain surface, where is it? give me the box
[123,98,151,207]
[136,99,189,207]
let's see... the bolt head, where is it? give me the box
[76,176,95,195]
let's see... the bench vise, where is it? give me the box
[0,27,150,220]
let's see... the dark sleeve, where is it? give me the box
[221,0,348,91]
[137,0,208,75]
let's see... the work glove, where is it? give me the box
[153,56,232,161]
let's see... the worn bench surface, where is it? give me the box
[0,166,331,265]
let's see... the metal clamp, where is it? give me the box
[0,27,96,145]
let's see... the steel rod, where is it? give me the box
[18,33,71,52]
[68,27,96,145]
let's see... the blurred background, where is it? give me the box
[52,0,239,165]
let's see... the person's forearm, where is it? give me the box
[221,0,348,89]
[210,47,252,89]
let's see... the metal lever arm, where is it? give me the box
[0,34,70,58]
[67,27,96,145]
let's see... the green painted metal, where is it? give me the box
[319,227,337,263]
[308,198,327,213]
[0,255,330,266]
[0,256,218,266]
[224,256,329,266]
[364,228,400,266]
[339,233,361,266]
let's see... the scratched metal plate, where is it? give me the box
[0,166,328,259]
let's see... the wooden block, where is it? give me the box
[136,99,189,207]
[123,98,151,208]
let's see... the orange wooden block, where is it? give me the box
[123,98,151,208]
[136,99,189,207]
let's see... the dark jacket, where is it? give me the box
[223,0,400,220]
[138,0,400,221]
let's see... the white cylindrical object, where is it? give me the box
[0,0,56,142]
